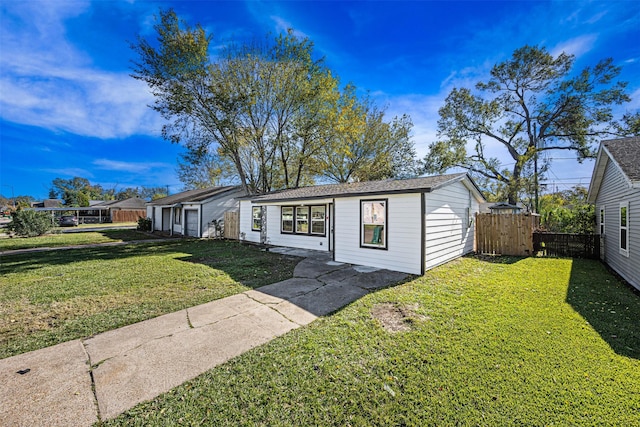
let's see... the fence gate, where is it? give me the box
[533,233,600,259]
[223,211,239,240]
[476,213,539,256]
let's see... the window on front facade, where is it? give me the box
[281,205,325,236]
[281,207,294,233]
[174,207,181,224]
[620,202,629,256]
[252,207,262,231]
[361,200,386,249]
[311,206,326,235]
[600,208,605,235]
[296,206,309,233]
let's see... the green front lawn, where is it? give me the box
[0,240,299,358]
[0,229,157,251]
[106,256,640,426]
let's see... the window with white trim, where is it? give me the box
[361,200,387,249]
[296,206,309,233]
[281,207,294,233]
[174,207,181,224]
[252,207,262,232]
[310,206,326,235]
[281,205,325,236]
[620,202,629,257]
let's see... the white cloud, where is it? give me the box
[550,34,598,58]
[42,167,94,178]
[93,159,170,173]
[270,15,309,39]
[0,1,164,140]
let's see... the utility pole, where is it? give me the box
[533,123,539,214]
[2,185,15,208]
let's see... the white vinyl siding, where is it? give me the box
[239,200,261,243]
[200,189,243,238]
[334,194,422,275]
[620,201,629,257]
[266,205,329,251]
[595,160,640,290]
[424,181,478,271]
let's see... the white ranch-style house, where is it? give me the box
[147,186,244,238]
[239,173,485,275]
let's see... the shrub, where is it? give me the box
[8,210,54,237]
[137,217,152,231]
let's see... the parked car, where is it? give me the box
[59,215,79,226]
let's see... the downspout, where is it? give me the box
[421,193,426,275]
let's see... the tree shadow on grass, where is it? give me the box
[566,258,640,360]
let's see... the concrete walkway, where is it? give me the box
[0,248,407,426]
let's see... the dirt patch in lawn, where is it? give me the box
[371,303,427,332]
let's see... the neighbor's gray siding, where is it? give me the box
[595,160,640,290]
[199,189,243,238]
[424,180,479,271]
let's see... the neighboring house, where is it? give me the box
[239,173,485,275]
[478,202,525,214]
[31,199,63,208]
[588,136,640,290]
[94,197,147,222]
[147,186,245,237]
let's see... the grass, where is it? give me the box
[0,240,299,358]
[103,256,640,426]
[0,228,157,251]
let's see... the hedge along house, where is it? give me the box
[588,136,640,290]
[239,173,485,275]
[146,186,245,238]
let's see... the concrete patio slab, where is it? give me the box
[293,257,346,278]
[188,293,258,328]
[256,277,324,300]
[0,340,96,427]
[288,282,370,316]
[84,309,190,364]
[93,304,298,420]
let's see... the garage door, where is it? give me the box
[184,210,198,237]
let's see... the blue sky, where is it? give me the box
[1,0,639,200]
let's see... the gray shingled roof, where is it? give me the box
[250,173,470,202]
[604,136,640,182]
[147,186,241,205]
[97,197,147,209]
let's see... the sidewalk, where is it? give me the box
[0,248,407,426]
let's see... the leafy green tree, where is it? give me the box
[8,210,54,237]
[538,186,595,234]
[50,177,104,206]
[132,9,416,194]
[315,86,416,182]
[424,45,633,205]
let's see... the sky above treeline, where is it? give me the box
[1,0,639,200]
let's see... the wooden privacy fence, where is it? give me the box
[533,233,600,259]
[224,211,239,240]
[476,213,540,256]
[111,209,147,223]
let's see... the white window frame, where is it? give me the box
[619,201,629,257]
[252,206,262,232]
[310,206,326,235]
[174,207,181,225]
[361,199,387,249]
[599,207,605,236]
[281,206,294,233]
